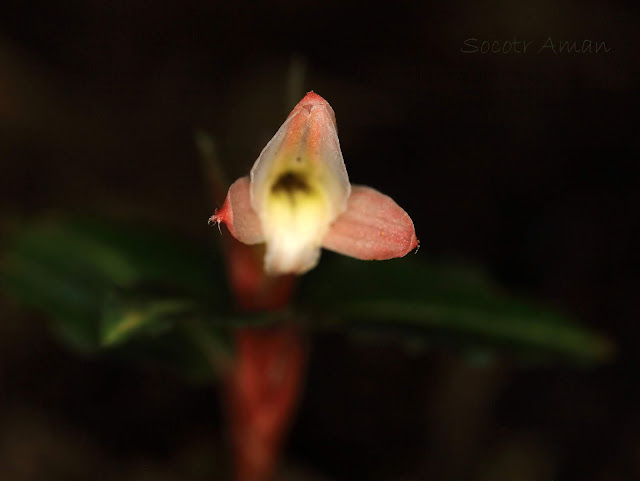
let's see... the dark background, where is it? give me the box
[0,1,638,480]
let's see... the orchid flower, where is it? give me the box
[210,92,418,275]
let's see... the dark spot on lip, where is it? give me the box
[271,171,310,194]
[296,156,302,162]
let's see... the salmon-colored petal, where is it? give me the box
[209,176,264,244]
[322,185,418,260]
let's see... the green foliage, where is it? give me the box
[0,218,231,376]
[0,217,612,376]
[298,253,612,365]
[101,292,197,347]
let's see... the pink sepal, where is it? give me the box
[209,176,264,244]
[322,185,418,260]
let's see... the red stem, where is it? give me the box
[201,134,304,481]
[223,236,305,481]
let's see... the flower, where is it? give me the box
[210,91,418,275]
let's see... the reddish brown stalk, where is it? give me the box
[226,325,305,481]
[200,137,304,481]
[222,234,304,481]
[199,126,305,481]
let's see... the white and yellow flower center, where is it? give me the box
[261,168,331,274]
[250,103,350,274]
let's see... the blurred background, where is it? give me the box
[0,1,638,480]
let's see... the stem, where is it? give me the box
[226,326,305,481]
[195,130,229,206]
[199,134,305,481]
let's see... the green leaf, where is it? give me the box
[57,218,229,302]
[104,324,231,384]
[101,292,198,346]
[100,291,233,379]
[1,251,103,350]
[298,253,613,365]
[5,220,140,288]
[0,217,230,352]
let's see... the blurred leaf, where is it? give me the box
[100,289,233,375]
[3,216,613,370]
[59,218,229,301]
[1,251,102,350]
[299,253,612,365]
[101,292,197,346]
[0,217,231,355]
[105,324,231,384]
